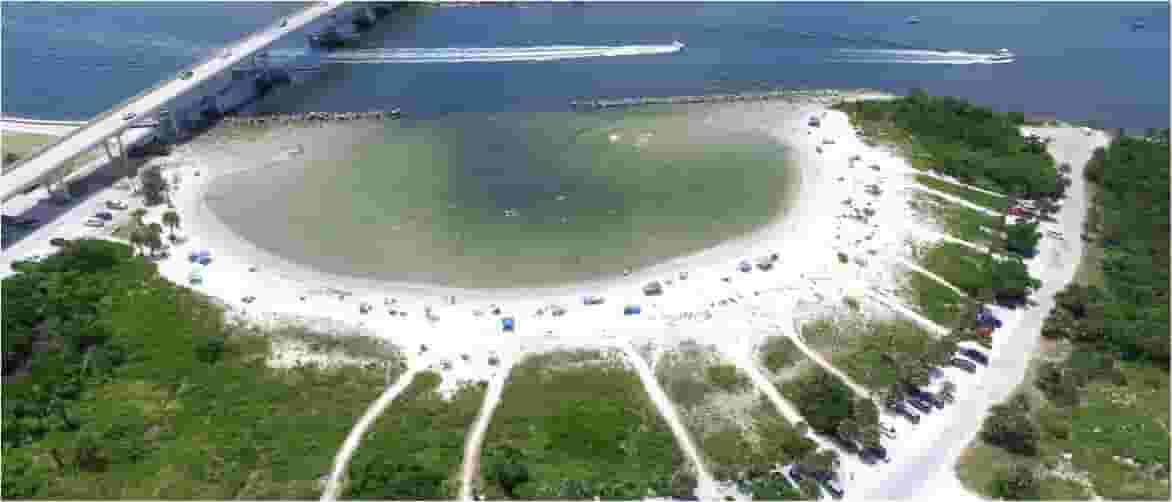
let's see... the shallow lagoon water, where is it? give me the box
[206,106,796,288]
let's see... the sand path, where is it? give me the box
[320,365,423,501]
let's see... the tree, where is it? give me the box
[146,223,164,252]
[130,208,147,224]
[988,463,1039,500]
[140,166,169,206]
[162,210,181,240]
[128,228,147,256]
[1005,220,1041,257]
[980,397,1039,456]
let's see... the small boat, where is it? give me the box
[1131,19,1146,30]
[906,16,921,24]
[989,48,1014,62]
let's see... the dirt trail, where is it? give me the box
[320,365,422,501]
[457,354,514,500]
[620,342,721,500]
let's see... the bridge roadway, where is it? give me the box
[0,0,347,203]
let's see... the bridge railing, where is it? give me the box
[6,2,334,175]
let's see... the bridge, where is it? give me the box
[0,0,349,203]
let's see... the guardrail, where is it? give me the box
[5,2,338,174]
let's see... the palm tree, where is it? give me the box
[162,210,181,241]
[129,228,146,256]
[146,223,165,257]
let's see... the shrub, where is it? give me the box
[980,395,1040,456]
[706,364,750,393]
[988,463,1040,500]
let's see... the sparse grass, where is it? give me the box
[897,265,976,329]
[343,371,485,499]
[653,342,802,497]
[797,314,869,358]
[824,318,941,393]
[479,349,684,499]
[759,336,803,374]
[907,191,1004,248]
[913,241,997,297]
[843,114,935,170]
[915,174,1010,213]
[269,325,402,363]
[2,131,102,175]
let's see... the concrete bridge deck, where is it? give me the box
[0,0,347,202]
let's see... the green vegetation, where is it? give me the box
[780,366,881,450]
[1,131,101,175]
[959,130,1170,500]
[653,342,815,499]
[914,241,1040,304]
[914,174,1010,213]
[837,90,1060,198]
[822,318,957,394]
[343,371,484,499]
[759,336,804,374]
[2,239,403,499]
[479,350,684,499]
[980,394,1040,456]
[898,264,977,329]
[907,191,1004,248]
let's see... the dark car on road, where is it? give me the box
[950,357,978,373]
[860,445,890,464]
[95,211,114,221]
[907,385,945,409]
[886,400,921,424]
[50,237,68,247]
[959,347,989,366]
[907,396,933,414]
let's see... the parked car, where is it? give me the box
[861,445,890,464]
[179,70,194,80]
[49,237,68,247]
[106,199,128,210]
[122,112,137,121]
[950,357,978,373]
[899,407,921,424]
[907,397,933,414]
[84,218,105,228]
[94,211,113,221]
[959,347,989,366]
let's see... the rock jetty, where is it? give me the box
[220,109,401,127]
[570,88,887,110]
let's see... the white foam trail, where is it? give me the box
[324,43,684,64]
[261,43,684,65]
[832,48,1014,65]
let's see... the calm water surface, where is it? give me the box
[204,106,795,287]
[3,2,1168,130]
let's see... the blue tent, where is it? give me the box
[624,305,641,316]
[501,317,515,332]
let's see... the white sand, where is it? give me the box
[6,88,1108,499]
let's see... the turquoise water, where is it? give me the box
[206,107,796,287]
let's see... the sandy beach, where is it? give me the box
[3,88,1105,500]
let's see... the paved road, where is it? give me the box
[863,127,1108,499]
[0,0,346,202]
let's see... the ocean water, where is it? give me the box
[202,105,797,287]
[3,2,1168,131]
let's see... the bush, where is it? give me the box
[707,364,750,393]
[760,337,802,373]
[988,463,1040,500]
[980,394,1040,456]
[139,166,169,206]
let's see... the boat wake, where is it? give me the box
[830,48,1014,65]
[264,42,684,64]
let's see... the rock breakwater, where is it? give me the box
[220,109,401,127]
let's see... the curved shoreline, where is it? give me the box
[165,98,854,306]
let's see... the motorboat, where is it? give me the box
[989,48,1014,62]
[1132,19,1146,30]
[906,16,921,24]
